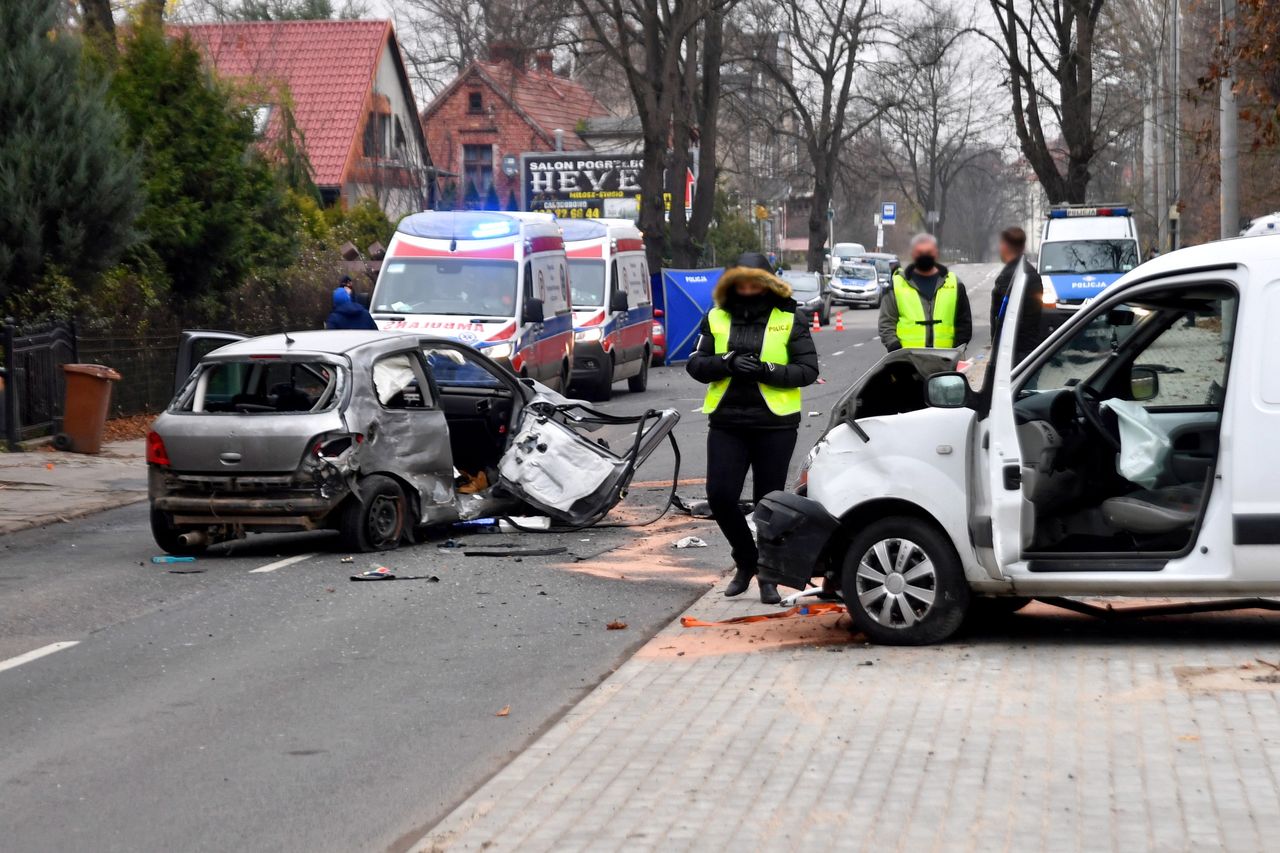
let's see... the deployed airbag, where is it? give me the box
[1102,398,1172,489]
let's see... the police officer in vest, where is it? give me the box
[687,252,820,604]
[878,233,972,351]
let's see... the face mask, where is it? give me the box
[914,254,937,272]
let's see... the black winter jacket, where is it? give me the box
[686,271,820,430]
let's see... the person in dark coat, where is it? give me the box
[326,275,378,331]
[990,227,1044,362]
[687,252,821,604]
[878,233,973,351]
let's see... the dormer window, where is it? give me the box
[468,91,483,114]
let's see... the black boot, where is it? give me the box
[758,582,781,605]
[724,568,753,597]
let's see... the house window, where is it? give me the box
[394,116,407,155]
[468,91,484,114]
[463,144,494,195]
[249,105,272,138]
[363,112,391,158]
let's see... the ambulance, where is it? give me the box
[371,211,574,389]
[562,219,654,400]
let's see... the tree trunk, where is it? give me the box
[81,0,116,56]
[639,126,669,276]
[807,155,832,273]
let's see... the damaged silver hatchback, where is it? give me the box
[148,330,678,554]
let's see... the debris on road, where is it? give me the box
[463,546,568,558]
[339,556,354,564]
[495,705,511,717]
[436,539,464,549]
[498,516,551,532]
[681,602,846,628]
[152,555,196,564]
[606,620,628,630]
[167,566,204,574]
[349,567,440,582]
[671,495,713,517]
[807,411,823,417]
[672,536,708,549]
[453,518,501,534]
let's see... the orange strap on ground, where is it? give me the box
[680,602,846,628]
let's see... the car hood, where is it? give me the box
[825,348,962,435]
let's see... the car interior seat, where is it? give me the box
[1101,484,1204,535]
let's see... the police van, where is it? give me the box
[562,219,654,401]
[371,211,574,389]
[1037,205,1140,331]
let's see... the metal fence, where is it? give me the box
[1,320,79,447]
[78,328,182,419]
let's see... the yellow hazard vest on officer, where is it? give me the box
[701,307,802,416]
[891,270,959,348]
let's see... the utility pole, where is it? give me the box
[1219,0,1239,240]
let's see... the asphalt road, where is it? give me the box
[0,264,999,853]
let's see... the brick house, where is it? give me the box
[179,19,435,218]
[423,50,612,209]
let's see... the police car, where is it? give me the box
[1037,205,1140,332]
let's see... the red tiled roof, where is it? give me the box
[177,20,391,187]
[429,61,611,149]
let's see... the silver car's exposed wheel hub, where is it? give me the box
[854,537,937,629]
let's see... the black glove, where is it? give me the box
[730,352,763,378]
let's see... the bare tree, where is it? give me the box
[573,0,737,271]
[741,0,889,272]
[988,0,1109,204]
[877,3,1002,248]
[396,0,578,95]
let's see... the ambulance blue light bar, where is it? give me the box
[397,211,521,241]
[1048,206,1130,219]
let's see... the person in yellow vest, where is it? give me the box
[878,233,972,351]
[687,252,820,604]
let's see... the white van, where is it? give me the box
[756,235,1278,644]
[371,211,574,389]
[562,218,654,401]
[1038,205,1141,330]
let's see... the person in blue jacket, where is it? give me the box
[326,275,378,330]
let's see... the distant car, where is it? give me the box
[858,252,900,289]
[781,270,830,324]
[826,263,882,308]
[651,309,667,365]
[148,330,678,554]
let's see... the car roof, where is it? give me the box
[1113,233,1280,291]
[860,252,897,260]
[208,330,423,358]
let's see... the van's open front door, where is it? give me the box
[975,264,1031,576]
[174,330,248,396]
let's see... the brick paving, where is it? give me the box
[420,586,1280,852]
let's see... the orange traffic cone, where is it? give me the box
[812,311,821,331]
[835,312,845,332]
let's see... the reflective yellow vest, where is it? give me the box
[702,307,801,416]
[893,270,959,348]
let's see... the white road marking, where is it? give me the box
[853,342,865,347]
[249,553,316,574]
[0,641,79,675]
[831,350,845,357]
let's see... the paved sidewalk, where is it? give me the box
[0,440,147,534]
[421,584,1280,852]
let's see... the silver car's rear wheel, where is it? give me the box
[841,516,969,645]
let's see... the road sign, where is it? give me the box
[881,202,897,225]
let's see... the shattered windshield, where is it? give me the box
[180,360,344,414]
[374,259,518,316]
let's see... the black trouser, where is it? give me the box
[705,426,798,573]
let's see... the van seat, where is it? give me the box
[1101,484,1203,535]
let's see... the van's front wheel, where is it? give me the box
[840,516,969,645]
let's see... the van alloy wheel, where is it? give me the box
[840,516,969,645]
[854,537,936,628]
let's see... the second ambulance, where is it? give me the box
[370,211,574,389]
[562,219,654,400]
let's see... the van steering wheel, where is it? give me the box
[1073,382,1122,451]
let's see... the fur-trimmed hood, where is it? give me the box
[712,266,793,305]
